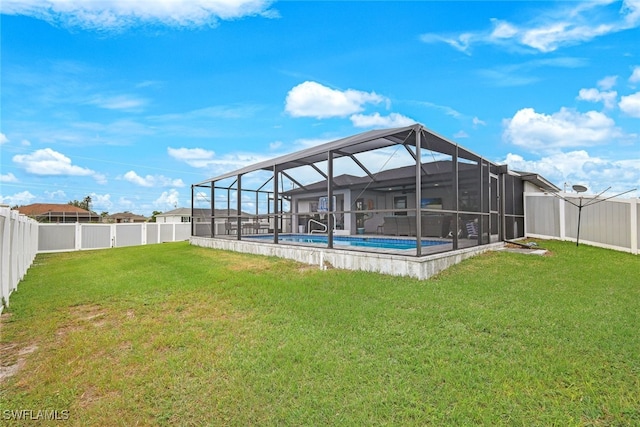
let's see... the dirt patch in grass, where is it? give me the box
[55,304,110,341]
[227,256,273,272]
[0,318,38,382]
[78,385,122,409]
[504,240,552,256]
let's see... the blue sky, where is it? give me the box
[1,0,639,216]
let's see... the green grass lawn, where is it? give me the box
[1,240,639,426]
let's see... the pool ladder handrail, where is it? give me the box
[308,214,337,234]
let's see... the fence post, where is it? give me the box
[631,198,638,255]
[1,205,11,309]
[10,210,19,294]
[558,193,566,241]
[141,222,147,246]
[110,224,116,248]
[75,222,82,251]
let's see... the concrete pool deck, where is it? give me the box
[190,235,505,280]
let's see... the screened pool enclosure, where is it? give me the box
[191,124,555,257]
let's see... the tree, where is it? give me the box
[149,210,162,223]
[68,196,92,211]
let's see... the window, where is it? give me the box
[181,216,191,223]
[394,196,407,216]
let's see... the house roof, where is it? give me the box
[109,212,147,220]
[513,171,561,192]
[283,161,479,195]
[156,208,195,216]
[17,203,93,215]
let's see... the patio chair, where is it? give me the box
[465,221,478,239]
[225,220,237,235]
[382,217,398,235]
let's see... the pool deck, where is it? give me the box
[190,234,505,280]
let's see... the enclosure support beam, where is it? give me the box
[291,160,327,180]
[499,168,506,241]
[415,130,422,256]
[273,166,279,244]
[281,171,308,191]
[453,146,459,250]
[334,150,377,183]
[190,185,195,237]
[210,183,215,237]
[327,150,334,249]
[236,174,242,241]
[403,140,431,178]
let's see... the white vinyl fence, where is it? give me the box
[525,193,639,255]
[38,222,192,253]
[1,205,39,313]
[0,215,191,311]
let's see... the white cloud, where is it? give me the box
[115,197,136,212]
[123,171,153,187]
[520,22,615,53]
[285,81,385,119]
[419,101,462,118]
[503,107,622,151]
[168,147,216,168]
[598,75,618,90]
[421,0,640,54]
[154,189,180,209]
[490,19,518,39]
[0,133,8,144]
[619,92,640,117]
[12,148,103,180]
[168,146,269,176]
[472,117,486,127]
[0,190,36,206]
[45,190,66,199]
[577,88,618,109]
[87,94,148,112]
[630,66,640,83]
[123,170,185,188]
[0,172,18,183]
[0,0,277,32]
[453,130,469,139]
[502,150,640,195]
[90,193,113,211]
[350,112,414,128]
[269,141,283,151]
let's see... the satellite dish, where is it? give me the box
[572,184,588,193]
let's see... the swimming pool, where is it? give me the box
[250,234,446,250]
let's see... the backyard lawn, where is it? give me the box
[1,240,639,425]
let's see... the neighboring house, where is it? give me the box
[155,208,240,223]
[107,212,147,223]
[17,203,99,223]
[155,208,201,223]
[157,207,261,236]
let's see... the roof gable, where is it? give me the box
[17,203,92,215]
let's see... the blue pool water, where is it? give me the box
[251,234,445,250]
